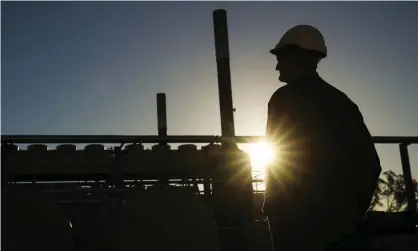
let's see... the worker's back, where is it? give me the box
[264,73,382,248]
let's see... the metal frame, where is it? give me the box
[2,134,417,213]
[2,135,417,144]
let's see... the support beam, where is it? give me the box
[156,93,168,146]
[213,9,236,140]
[399,143,417,213]
[2,135,418,144]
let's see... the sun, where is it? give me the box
[248,141,276,172]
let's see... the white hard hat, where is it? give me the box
[270,25,327,58]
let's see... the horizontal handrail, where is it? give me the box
[2,135,418,144]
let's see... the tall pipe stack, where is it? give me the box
[212,10,254,239]
[213,9,236,144]
[157,93,168,146]
[156,93,170,185]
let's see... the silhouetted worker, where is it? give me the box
[263,25,382,251]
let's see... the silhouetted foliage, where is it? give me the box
[369,170,418,212]
[369,177,385,210]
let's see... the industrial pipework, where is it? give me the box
[213,9,236,141]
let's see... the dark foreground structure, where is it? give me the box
[2,9,418,251]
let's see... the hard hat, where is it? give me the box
[270,25,327,58]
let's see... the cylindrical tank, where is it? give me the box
[84,144,105,154]
[25,144,50,175]
[124,143,144,153]
[178,144,198,152]
[27,144,48,153]
[151,144,171,151]
[2,144,19,184]
[57,144,77,153]
[178,144,198,173]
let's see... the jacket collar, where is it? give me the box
[285,72,324,87]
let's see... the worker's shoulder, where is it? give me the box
[268,84,296,105]
[320,80,359,108]
[269,78,359,110]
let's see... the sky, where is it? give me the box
[1,1,418,180]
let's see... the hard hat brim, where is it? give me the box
[269,48,282,55]
[269,49,278,55]
[270,47,326,58]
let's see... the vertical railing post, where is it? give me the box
[399,143,417,213]
[157,93,168,146]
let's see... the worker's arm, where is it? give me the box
[351,103,381,168]
[264,91,305,205]
[266,90,308,169]
[266,94,295,152]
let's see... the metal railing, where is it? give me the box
[2,135,417,213]
[2,135,418,145]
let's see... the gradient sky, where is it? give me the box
[1,1,417,179]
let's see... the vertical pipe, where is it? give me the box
[157,93,167,145]
[399,143,417,213]
[213,9,236,140]
[156,93,169,186]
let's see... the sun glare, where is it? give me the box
[248,141,276,172]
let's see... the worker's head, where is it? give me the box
[270,25,327,83]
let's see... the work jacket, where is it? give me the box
[263,72,382,216]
